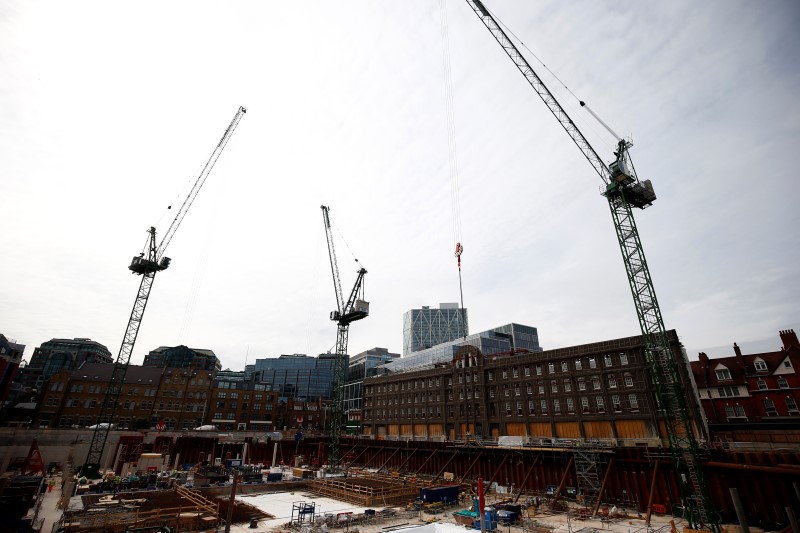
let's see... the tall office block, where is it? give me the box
[403,303,468,356]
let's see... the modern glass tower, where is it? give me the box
[403,303,468,356]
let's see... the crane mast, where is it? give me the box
[465,1,715,529]
[80,106,246,478]
[321,206,368,468]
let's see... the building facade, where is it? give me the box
[208,371,325,432]
[344,347,399,417]
[143,345,221,372]
[249,354,337,400]
[35,363,214,430]
[402,303,468,356]
[363,330,703,445]
[19,338,112,391]
[387,323,542,374]
[0,334,25,406]
[690,329,800,444]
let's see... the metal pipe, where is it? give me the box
[645,459,661,526]
[706,461,800,476]
[729,488,749,533]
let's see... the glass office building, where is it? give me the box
[249,354,337,401]
[403,303,468,356]
[344,347,399,412]
[386,323,542,374]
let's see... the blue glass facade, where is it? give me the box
[386,323,541,373]
[250,354,337,401]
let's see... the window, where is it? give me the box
[528,400,535,412]
[213,412,222,419]
[715,368,732,381]
[227,413,236,420]
[785,361,792,368]
[724,406,735,419]
[620,353,629,365]
[786,397,798,412]
[218,392,227,399]
[561,361,568,372]
[489,388,495,398]
[596,396,605,411]
[566,398,574,412]
[548,362,555,374]
[592,377,601,390]
[505,402,511,416]
[604,355,612,367]
[734,405,746,417]
[538,383,545,394]
[488,371,494,381]
[764,398,777,415]
[564,380,572,392]
[536,365,542,376]
[524,367,530,377]
[503,384,509,397]
[514,385,521,396]
[608,376,617,388]
[512,368,519,378]
[754,360,768,372]
[718,386,740,397]
[624,374,634,387]
[551,381,558,394]
[581,397,589,412]
[517,401,523,415]
[527,384,533,394]
[553,399,561,413]
[612,395,621,412]
[502,370,508,379]
[777,376,789,389]
[757,379,767,391]
[589,357,597,369]
[578,378,586,391]
[575,359,582,371]
[540,400,548,414]
[628,394,639,410]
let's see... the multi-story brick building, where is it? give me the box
[35,363,214,430]
[19,338,112,391]
[208,371,325,431]
[362,330,704,445]
[690,329,800,444]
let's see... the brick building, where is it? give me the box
[35,363,214,430]
[690,329,800,444]
[208,371,325,431]
[143,345,221,372]
[362,330,704,444]
[18,338,112,391]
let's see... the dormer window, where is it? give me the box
[715,368,732,381]
[754,360,768,372]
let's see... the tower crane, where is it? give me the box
[321,205,368,468]
[465,2,716,529]
[80,106,246,478]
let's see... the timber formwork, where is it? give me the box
[61,486,221,533]
[308,474,420,507]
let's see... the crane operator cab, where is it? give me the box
[128,255,171,275]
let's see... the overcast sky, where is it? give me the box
[2,1,798,370]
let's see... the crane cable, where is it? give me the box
[439,0,467,339]
[485,2,623,152]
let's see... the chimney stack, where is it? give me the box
[733,343,742,357]
[779,329,799,351]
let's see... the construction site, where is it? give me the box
[2,1,798,533]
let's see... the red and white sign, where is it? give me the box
[296,416,303,424]
[155,420,166,431]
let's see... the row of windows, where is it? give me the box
[366,373,638,407]
[366,393,641,420]
[216,392,272,400]
[724,397,798,419]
